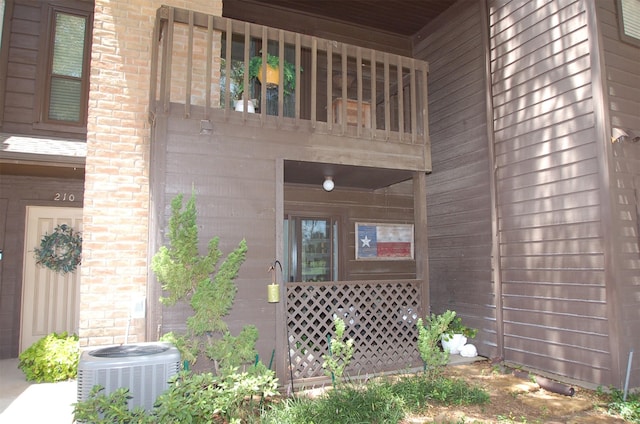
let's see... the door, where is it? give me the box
[20,206,83,351]
[285,216,338,282]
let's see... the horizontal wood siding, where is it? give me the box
[413,0,496,358]
[489,0,613,385]
[0,175,84,358]
[156,113,279,365]
[154,105,418,376]
[598,0,640,388]
[1,1,40,134]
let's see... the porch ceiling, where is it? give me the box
[231,0,457,37]
[285,160,413,191]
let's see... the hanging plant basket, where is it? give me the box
[34,224,82,274]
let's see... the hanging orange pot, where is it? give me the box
[257,64,280,87]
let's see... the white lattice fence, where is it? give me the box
[286,280,423,383]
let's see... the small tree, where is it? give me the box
[152,192,256,374]
[322,317,354,387]
[416,310,456,378]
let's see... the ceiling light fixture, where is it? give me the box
[323,176,334,192]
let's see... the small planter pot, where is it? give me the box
[234,99,256,113]
[441,333,467,355]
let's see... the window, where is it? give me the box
[284,216,339,283]
[37,3,92,130]
[618,0,640,47]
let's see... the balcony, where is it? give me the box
[150,6,431,173]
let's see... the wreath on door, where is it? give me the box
[33,224,82,274]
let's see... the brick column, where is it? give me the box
[81,0,223,348]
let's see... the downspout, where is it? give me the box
[480,0,504,360]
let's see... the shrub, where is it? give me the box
[73,367,279,424]
[416,310,455,377]
[72,386,148,424]
[606,387,640,423]
[151,192,256,374]
[18,332,79,382]
[321,317,354,387]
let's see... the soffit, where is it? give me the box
[285,161,413,191]
[243,0,457,37]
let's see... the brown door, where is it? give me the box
[20,206,82,351]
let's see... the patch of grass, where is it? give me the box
[385,374,490,413]
[261,375,490,423]
[261,383,405,424]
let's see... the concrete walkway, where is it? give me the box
[0,358,76,424]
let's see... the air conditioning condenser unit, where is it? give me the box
[77,342,180,411]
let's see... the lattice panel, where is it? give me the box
[286,280,422,383]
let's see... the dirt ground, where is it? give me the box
[402,360,631,424]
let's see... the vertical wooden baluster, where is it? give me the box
[224,19,232,117]
[185,11,193,118]
[278,30,285,125]
[384,52,390,140]
[260,26,268,123]
[204,15,213,120]
[295,33,301,123]
[243,22,250,121]
[161,7,174,113]
[149,9,161,119]
[421,62,429,146]
[340,43,347,135]
[311,37,317,129]
[397,55,404,138]
[356,47,363,137]
[370,50,377,138]
[327,41,333,131]
[410,60,417,144]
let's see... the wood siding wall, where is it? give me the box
[597,0,640,388]
[489,0,614,385]
[152,105,418,378]
[0,175,84,358]
[412,0,497,358]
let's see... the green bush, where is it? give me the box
[72,386,148,424]
[416,310,456,377]
[73,366,278,424]
[18,332,79,382]
[606,387,640,423]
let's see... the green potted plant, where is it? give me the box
[220,59,256,112]
[248,53,298,96]
[441,312,477,355]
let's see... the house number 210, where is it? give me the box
[54,192,76,202]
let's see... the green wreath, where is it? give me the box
[34,224,82,274]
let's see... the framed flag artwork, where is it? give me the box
[355,222,414,260]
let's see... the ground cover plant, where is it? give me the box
[18,331,79,382]
[605,387,640,423]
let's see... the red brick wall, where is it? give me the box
[81,0,222,348]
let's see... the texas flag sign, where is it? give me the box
[356,223,414,260]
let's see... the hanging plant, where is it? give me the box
[34,224,82,274]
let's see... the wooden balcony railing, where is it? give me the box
[150,6,429,145]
